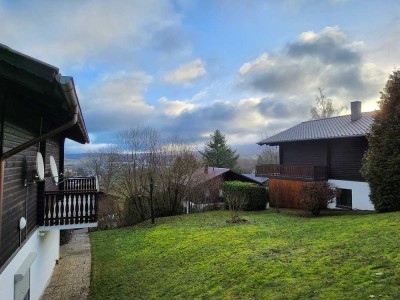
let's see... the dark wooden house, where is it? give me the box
[256,101,375,210]
[0,44,98,299]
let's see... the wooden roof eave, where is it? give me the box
[0,45,89,144]
[56,76,90,144]
[257,134,368,146]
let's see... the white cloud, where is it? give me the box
[298,31,317,42]
[164,59,206,85]
[83,71,154,132]
[158,97,195,117]
[225,132,261,146]
[238,26,386,107]
[0,0,182,68]
[65,139,115,154]
[95,72,154,108]
[239,53,271,75]
[191,89,208,102]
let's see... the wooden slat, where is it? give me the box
[256,164,327,181]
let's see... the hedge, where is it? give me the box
[223,181,268,211]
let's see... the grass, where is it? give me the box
[90,210,400,299]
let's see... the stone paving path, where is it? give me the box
[41,228,91,300]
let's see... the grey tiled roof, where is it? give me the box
[258,111,376,145]
[242,173,269,184]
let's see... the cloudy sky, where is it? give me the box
[1,0,399,155]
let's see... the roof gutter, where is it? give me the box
[0,77,79,251]
[57,76,89,144]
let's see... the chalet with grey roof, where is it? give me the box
[256,101,375,210]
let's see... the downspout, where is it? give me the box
[0,77,79,249]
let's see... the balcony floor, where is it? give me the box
[39,222,97,232]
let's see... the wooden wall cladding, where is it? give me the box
[329,137,368,181]
[1,121,38,267]
[281,140,328,166]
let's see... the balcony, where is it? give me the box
[255,164,328,181]
[38,177,99,230]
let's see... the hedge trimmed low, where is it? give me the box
[223,181,268,211]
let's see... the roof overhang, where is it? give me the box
[0,44,89,144]
[258,134,368,146]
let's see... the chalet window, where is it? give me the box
[336,189,352,208]
[14,252,36,300]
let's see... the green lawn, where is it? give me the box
[90,210,400,299]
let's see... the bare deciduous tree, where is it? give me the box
[117,127,205,224]
[257,146,279,165]
[310,88,345,120]
[118,126,158,224]
[225,189,248,223]
[156,141,203,216]
[82,145,121,193]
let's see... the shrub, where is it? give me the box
[223,181,268,211]
[224,188,248,222]
[299,182,336,216]
[96,193,129,229]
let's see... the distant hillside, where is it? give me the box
[65,144,263,161]
[65,153,90,160]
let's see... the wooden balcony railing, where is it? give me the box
[39,176,98,227]
[64,176,98,191]
[255,164,327,181]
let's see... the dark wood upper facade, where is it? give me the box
[0,45,97,270]
[256,136,368,182]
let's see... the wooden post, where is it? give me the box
[150,176,155,224]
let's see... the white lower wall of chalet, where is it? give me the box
[0,228,60,300]
[328,179,374,211]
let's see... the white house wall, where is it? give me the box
[0,228,59,300]
[328,179,374,211]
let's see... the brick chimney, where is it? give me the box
[351,101,361,122]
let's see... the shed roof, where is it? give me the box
[191,167,261,186]
[258,111,375,145]
[241,173,269,185]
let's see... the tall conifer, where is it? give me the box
[200,130,239,169]
[362,70,400,211]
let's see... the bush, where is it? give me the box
[299,182,336,216]
[223,181,268,211]
[224,188,248,222]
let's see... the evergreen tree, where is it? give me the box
[362,70,400,212]
[200,130,239,169]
